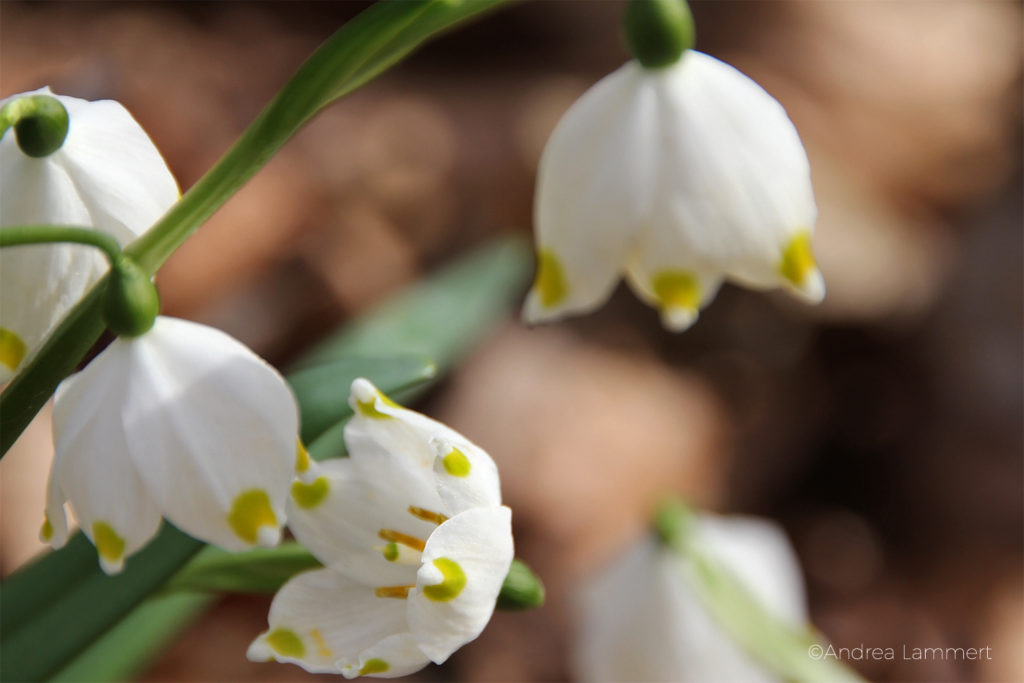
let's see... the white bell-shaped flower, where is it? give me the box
[45,316,300,574]
[248,378,513,678]
[524,52,823,332]
[0,87,178,382]
[573,513,808,682]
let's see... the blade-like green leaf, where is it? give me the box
[1,0,508,458]
[289,355,436,445]
[162,543,322,596]
[49,592,213,683]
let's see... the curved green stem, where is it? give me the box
[0,224,123,264]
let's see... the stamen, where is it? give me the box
[378,528,426,552]
[408,506,448,525]
[375,585,413,599]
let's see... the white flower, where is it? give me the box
[524,52,823,332]
[573,513,808,683]
[0,86,178,382]
[248,378,513,678]
[44,316,300,574]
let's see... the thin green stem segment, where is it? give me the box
[0,224,123,264]
[0,0,508,458]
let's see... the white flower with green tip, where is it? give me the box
[524,51,823,332]
[44,316,301,574]
[574,513,808,682]
[248,378,513,678]
[0,86,178,382]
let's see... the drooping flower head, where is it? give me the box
[0,87,178,381]
[248,378,514,678]
[573,512,809,682]
[524,1,823,332]
[45,316,301,573]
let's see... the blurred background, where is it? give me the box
[1,1,1021,681]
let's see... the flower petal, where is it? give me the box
[286,458,436,586]
[407,506,513,663]
[524,63,659,324]
[430,437,501,515]
[120,317,298,551]
[339,633,431,679]
[623,258,722,332]
[248,568,412,675]
[650,52,819,297]
[51,343,163,573]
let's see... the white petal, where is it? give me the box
[51,342,163,573]
[407,506,513,664]
[286,458,436,587]
[430,437,501,515]
[340,633,431,679]
[41,458,69,550]
[119,317,298,551]
[524,63,659,324]
[623,257,722,332]
[247,568,411,675]
[55,94,179,239]
[649,52,818,293]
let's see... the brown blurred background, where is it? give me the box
[1,1,1021,681]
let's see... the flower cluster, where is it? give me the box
[248,379,514,677]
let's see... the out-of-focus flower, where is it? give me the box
[524,50,823,332]
[248,378,513,678]
[0,86,178,382]
[573,513,808,682]
[45,316,300,574]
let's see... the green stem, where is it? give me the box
[0,224,123,264]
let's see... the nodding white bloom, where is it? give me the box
[573,514,808,682]
[44,316,300,574]
[524,52,823,332]
[0,86,178,382]
[248,378,513,678]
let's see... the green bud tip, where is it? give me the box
[624,0,696,69]
[1,95,70,158]
[652,497,695,552]
[496,558,545,611]
[104,257,160,337]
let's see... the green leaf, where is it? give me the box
[1,0,508,458]
[289,355,436,446]
[163,543,322,596]
[50,592,213,683]
[496,558,545,611]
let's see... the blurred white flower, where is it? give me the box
[44,316,300,574]
[524,52,823,332]
[574,513,808,682]
[0,86,178,382]
[248,378,513,678]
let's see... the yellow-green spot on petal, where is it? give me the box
[291,477,329,509]
[381,542,400,562]
[0,327,27,372]
[652,270,700,313]
[360,658,390,676]
[422,557,467,602]
[40,517,53,542]
[534,249,568,309]
[228,489,278,545]
[442,447,472,477]
[356,390,401,420]
[779,232,817,287]
[91,521,125,564]
[295,440,311,473]
[266,628,305,659]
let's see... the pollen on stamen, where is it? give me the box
[408,506,448,525]
[375,585,414,599]
[378,528,426,552]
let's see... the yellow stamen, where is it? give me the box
[375,585,413,599]
[378,528,426,552]
[310,628,332,658]
[408,506,448,525]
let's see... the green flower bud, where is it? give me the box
[624,0,696,69]
[1,95,70,158]
[653,497,695,551]
[496,558,545,611]
[104,257,160,337]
